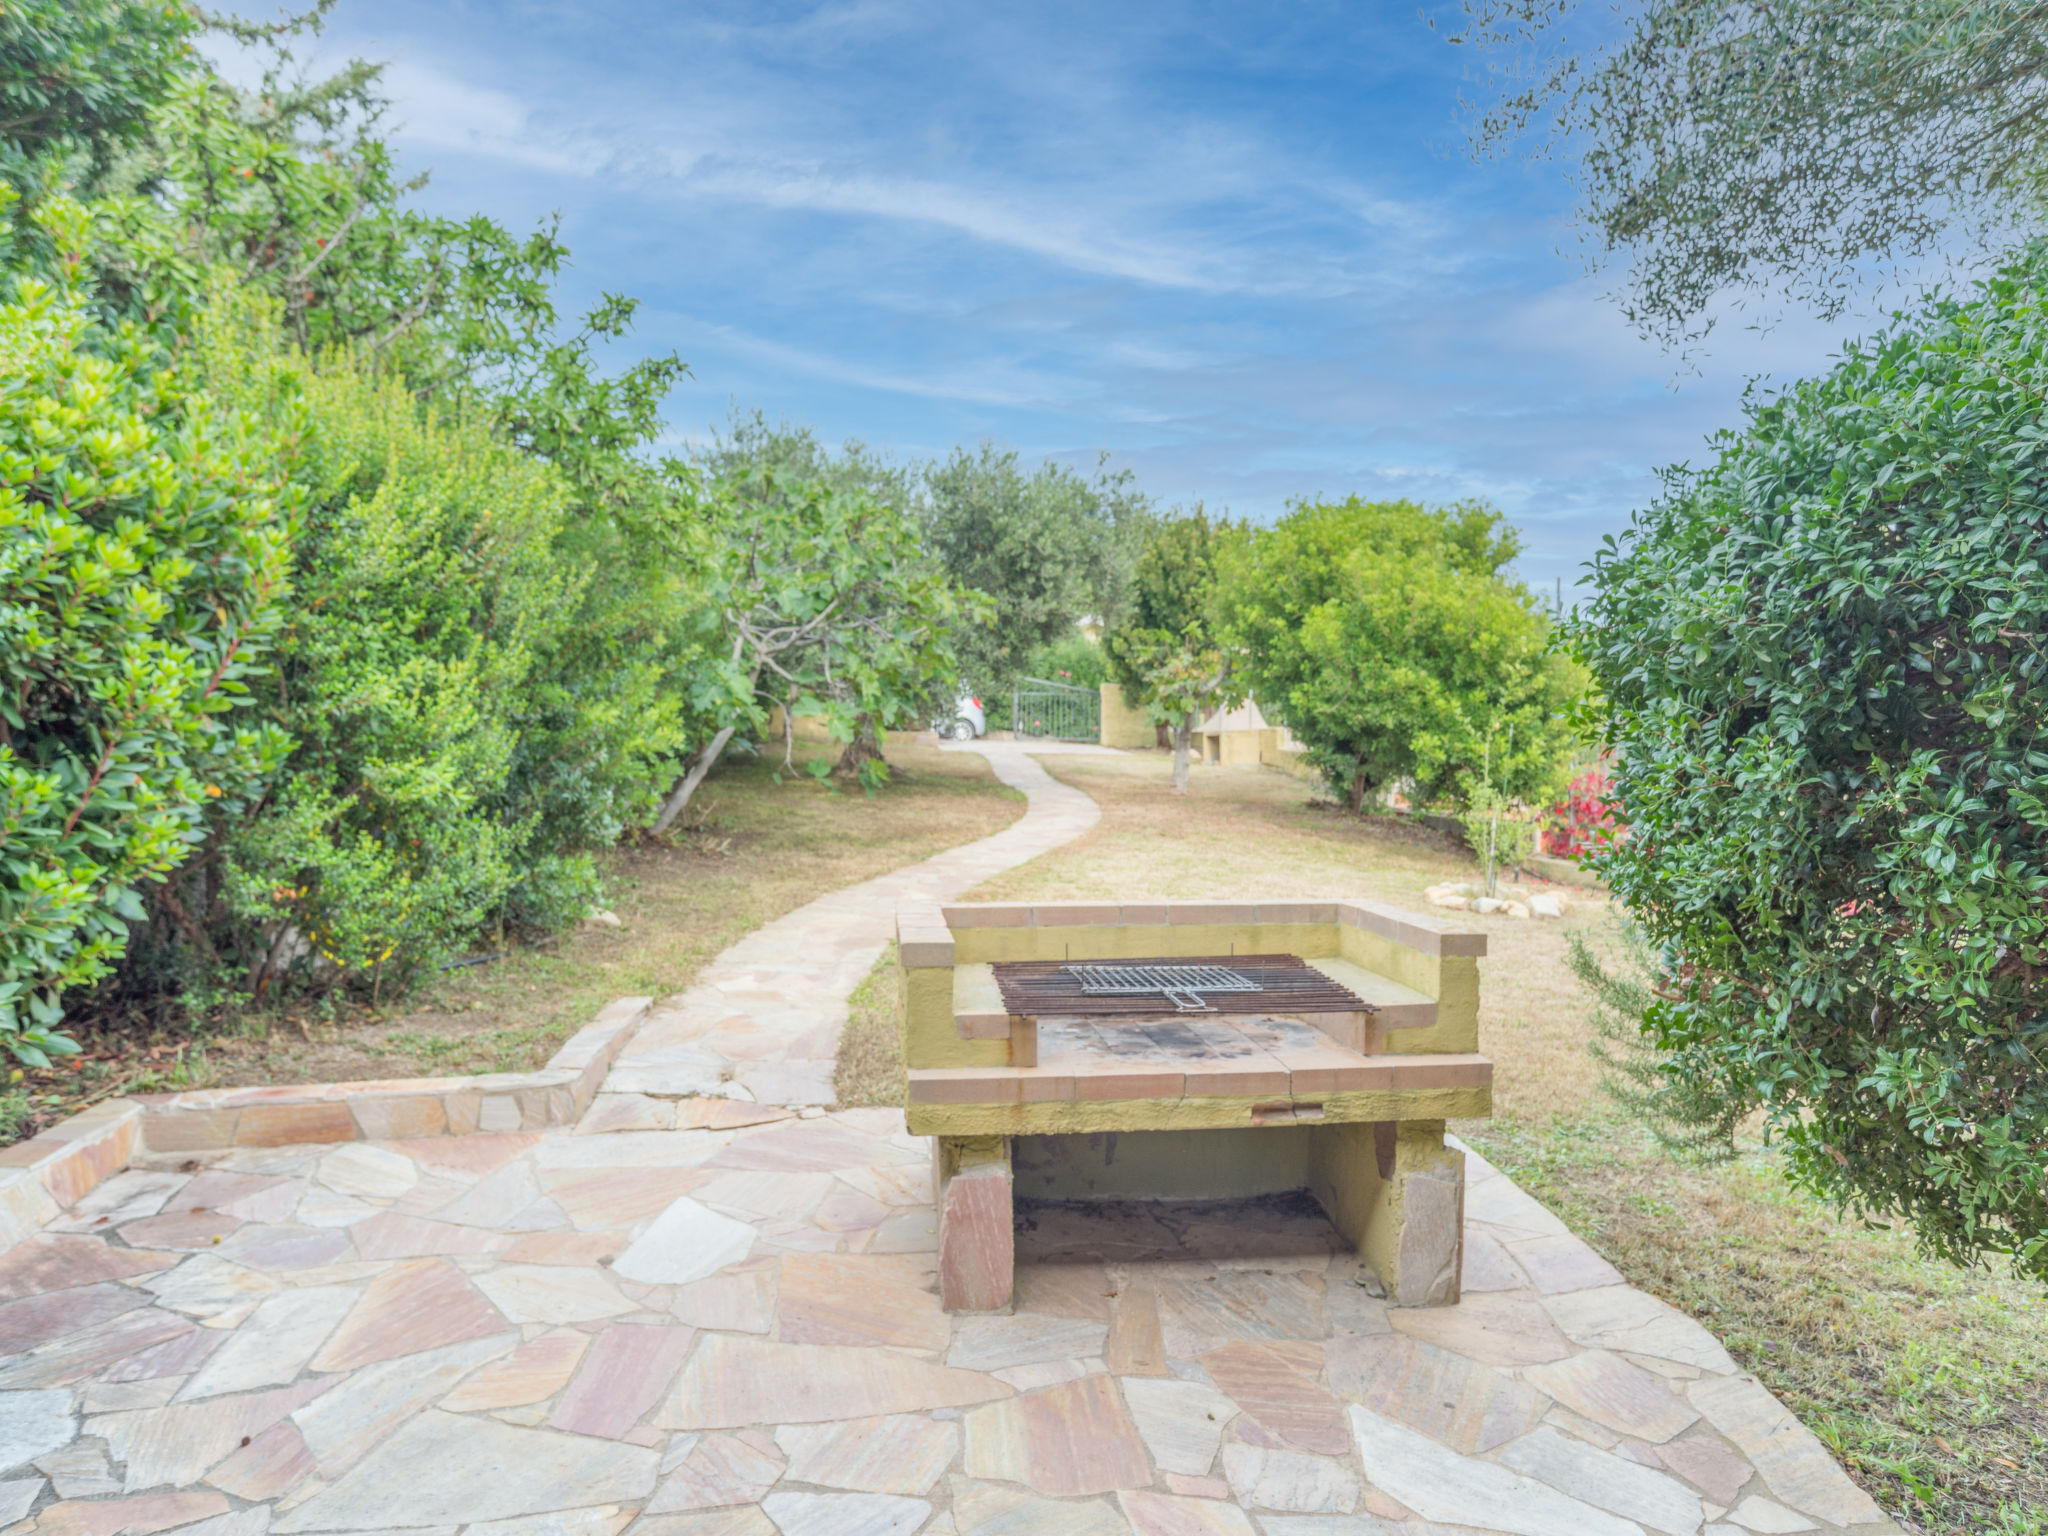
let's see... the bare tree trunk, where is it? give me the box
[1172,716,1194,793]
[1154,720,1172,750]
[834,718,888,779]
[652,725,737,836]
[1348,770,1367,815]
[783,690,796,772]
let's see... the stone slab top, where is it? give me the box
[897,897,1488,970]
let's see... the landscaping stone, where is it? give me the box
[613,1199,756,1286]
[0,746,1901,1536]
[0,1389,74,1474]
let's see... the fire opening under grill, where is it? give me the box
[992,954,1369,1017]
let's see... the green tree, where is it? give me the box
[1215,497,1578,812]
[649,473,977,832]
[0,206,299,1062]
[1104,510,1235,789]
[1574,244,2048,1278]
[921,443,1148,693]
[1446,0,2048,346]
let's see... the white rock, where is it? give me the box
[177,1286,356,1401]
[584,909,624,928]
[1503,901,1532,919]
[1494,1426,1704,1536]
[1728,1494,1819,1532]
[0,1480,43,1525]
[1350,1406,1639,1536]
[316,1143,419,1198]
[1472,897,1504,914]
[273,1409,656,1531]
[294,1187,379,1226]
[613,1198,757,1286]
[0,1391,73,1475]
[474,1264,636,1324]
[1527,892,1565,918]
[762,1490,930,1536]
[1430,894,1473,910]
[1120,1377,1237,1475]
[1221,1442,1359,1513]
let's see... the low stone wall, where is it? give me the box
[0,994,652,1257]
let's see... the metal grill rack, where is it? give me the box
[991,953,1369,1018]
[1062,962,1259,1013]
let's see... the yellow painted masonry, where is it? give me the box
[949,922,1340,965]
[1097,682,1155,748]
[904,1082,1490,1138]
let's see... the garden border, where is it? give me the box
[0,994,651,1254]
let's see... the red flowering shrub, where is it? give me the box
[1542,768,1617,857]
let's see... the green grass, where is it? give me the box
[1465,1113,2048,1535]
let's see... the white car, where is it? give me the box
[936,693,987,740]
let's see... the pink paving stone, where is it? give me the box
[646,1430,785,1513]
[205,1419,318,1500]
[349,1210,511,1261]
[1506,1233,1629,1295]
[386,1132,539,1176]
[216,1176,308,1224]
[236,1101,356,1146]
[96,1376,331,1490]
[1387,1287,1573,1367]
[1321,1332,1547,1455]
[1119,1489,1258,1536]
[1015,1373,1152,1496]
[938,1163,1012,1313]
[773,1413,959,1495]
[504,1229,630,1266]
[543,1167,711,1226]
[706,1122,892,1173]
[0,1282,147,1355]
[1200,1340,1351,1456]
[1521,1348,1701,1443]
[439,1327,590,1412]
[213,1223,352,1270]
[0,1235,172,1300]
[812,1184,892,1233]
[1164,1474,1232,1499]
[1655,1421,1758,1506]
[673,1099,795,1131]
[777,1253,951,1351]
[116,1210,244,1250]
[660,1335,1008,1428]
[548,1323,697,1439]
[73,1315,218,1386]
[670,1266,776,1333]
[309,1258,507,1371]
[1012,1262,1113,1321]
[27,1491,231,1536]
[178,1171,296,1212]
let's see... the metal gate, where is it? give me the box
[1012,677,1100,742]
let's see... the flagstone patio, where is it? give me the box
[0,745,1903,1536]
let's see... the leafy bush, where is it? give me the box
[1215,497,1581,812]
[0,212,298,1063]
[218,356,608,999]
[1578,243,2048,1277]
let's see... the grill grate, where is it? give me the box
[992,954,1368,1019]
[1063,961,1260,1013]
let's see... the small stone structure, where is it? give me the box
[896,898,1491,1312]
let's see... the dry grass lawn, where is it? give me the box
[8,743,1019,1136]
[843,747,2046,1535]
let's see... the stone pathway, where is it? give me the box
[0,744,1903,1536]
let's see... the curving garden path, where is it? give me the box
[0,743,1901,1536]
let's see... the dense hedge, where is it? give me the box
[1581,243,2048,1276]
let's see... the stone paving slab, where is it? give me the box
[0,744,1904,1536]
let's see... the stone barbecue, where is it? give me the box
[894,899,1494,1313]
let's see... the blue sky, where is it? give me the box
[272,0,1876,595]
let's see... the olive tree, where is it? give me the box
[1445,0,2048,346]
[1575,244,2048,1277]
[1214,497,1579,812]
